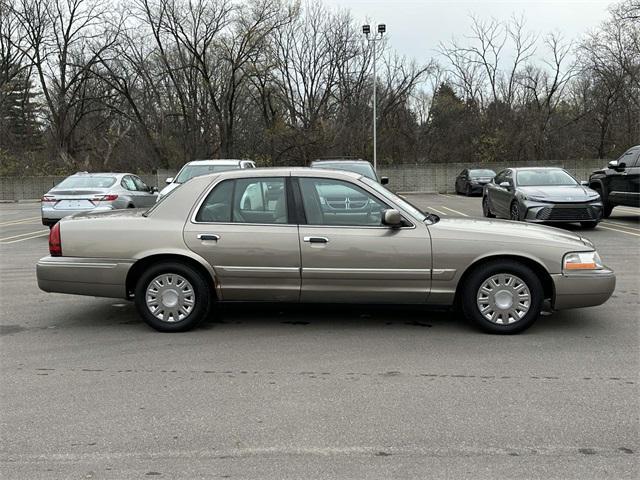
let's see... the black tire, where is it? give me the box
[134,262,211,332]
[482,196,495,218]
[461,260,544,334]
[510,201,520,221]
[465,184,471,196]
[602,203,613,218]
[128,204,135,208]
[580,221,599,229]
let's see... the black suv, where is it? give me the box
[589,146,640,217]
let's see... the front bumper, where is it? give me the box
[551,268,616,310]
[41,205,115,225]
[522,200,603,223]
[37,256,133,299]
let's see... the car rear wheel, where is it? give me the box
[482,197,495,218]
[461,260,544,334]
[580,221,599,229]
[134,262,211,332]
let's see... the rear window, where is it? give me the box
[175,164,240,183]
[469,169,496,177]
[56,176,117,189]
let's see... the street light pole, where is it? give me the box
[362,23,385,172]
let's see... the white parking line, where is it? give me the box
[598,225,640,237]
[440,206,469,217]
[601,221,640,233]
[0,216,41,227]
[616,207,640,215]
[0,229,48,242]
[0,231,49,244]
[427,206,448,216]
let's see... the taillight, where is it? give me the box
[92,194,118,203]
[49,223,62,256]
[41,195,56,203]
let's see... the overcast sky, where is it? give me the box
[323,0,612,64]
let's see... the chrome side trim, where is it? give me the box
[302,267,431,280]
[37,260,121,269]
[218,266,300,273]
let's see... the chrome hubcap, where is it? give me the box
[145,274,195,323]
[476,274,531,325]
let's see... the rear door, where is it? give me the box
[295,174,431,304]
[183,176,301,301]
[131,176,157,207]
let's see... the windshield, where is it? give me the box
[469,169,495,178]
[361,177,427,221]
[516,169,577,186]
[55,176,116,189]
[175,164,240,183]
[312,162,377,181]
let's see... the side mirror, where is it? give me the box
[165,177,174,184]
[580,180,588,186]
[380,176,389,185]
[499,181,510,189]
[607,160,618,169]
[150,186,158,194]
[382,209,402,227]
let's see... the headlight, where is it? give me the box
[563,251,603,272]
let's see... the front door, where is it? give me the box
[295,175,431,304]
[610,148,640,207]
[184,176,301,301]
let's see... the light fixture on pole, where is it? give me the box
[362,23,385,172]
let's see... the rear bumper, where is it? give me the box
[41,205,115,224]
[37,256,133,299]
[551,269,616,310]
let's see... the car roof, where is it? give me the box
[194,167,363,182]
[71,172,128,176]
[311,159,370,164]
[184,159,251,166]
[510,167,567,172]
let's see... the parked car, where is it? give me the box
[482,167,603,228]
[455,168,496,196]
[158,159,256,200]
[41,172,157,227]
[37,168,615,334]
[588,145,640,217]
[310,159,389,185]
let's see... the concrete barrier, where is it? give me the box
[0,160,607,201]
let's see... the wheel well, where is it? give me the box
[125,254,217,299]
[454,255,554,306]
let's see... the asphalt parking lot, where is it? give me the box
[1,196,638,479]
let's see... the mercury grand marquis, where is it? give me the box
[36,168,616,333]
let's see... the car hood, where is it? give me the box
[518,185,599,202]
[431,217,594,250]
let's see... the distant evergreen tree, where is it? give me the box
[0,65,41,151]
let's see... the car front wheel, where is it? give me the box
[510,201,521,221]
[581,221,599,229]
[482,197,495,218]
[134,262,211,332]
[461,260,544,334]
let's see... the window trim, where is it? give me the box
[191,176,295,226]
[295,177,415,229]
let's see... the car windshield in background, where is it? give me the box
[55,176,116,189]
[469,169,495,178]
[314,163,377,180]
[361,177,426,222]
[175,165,239,183]
[517,170,578,186]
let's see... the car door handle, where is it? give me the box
[303,236,329,244]
[197,234,220,241]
